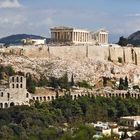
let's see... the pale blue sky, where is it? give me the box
[0,0,140,42]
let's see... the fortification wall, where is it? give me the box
[49,46,87,59]
[1,45,140,65]
[87,46,108,60]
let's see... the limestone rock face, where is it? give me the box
[0,53,139,85]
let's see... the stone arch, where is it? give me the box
[5,103,8,108]
[51,96,54,100]
[44,96,46,101]
[10,102,15,107]
[48,96,50,101]
[122,93,125,98]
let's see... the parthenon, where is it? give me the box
[50,26,108,45]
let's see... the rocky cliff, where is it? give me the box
[0,52,139,86]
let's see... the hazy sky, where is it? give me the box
[0,0,140,42]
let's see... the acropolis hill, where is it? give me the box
[0,44,139,84]
[0,27,140,85]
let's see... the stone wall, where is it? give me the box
[1,45,140,65]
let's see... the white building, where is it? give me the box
[50,26,108,46]
[0,75,30,108]
[92,122,118,136]
[120,116,140,128]
[22,38,46,45]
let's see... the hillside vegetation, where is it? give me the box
[0,95,140,140]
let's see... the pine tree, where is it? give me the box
[124,76,128,88]
[70,73,74,87]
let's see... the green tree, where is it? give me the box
[70,73,75,87]
[118,36,128,46]
[124,76,128,88]
[6,65,15,76]
[77,80,93,89]
[26,74,35,93]
[58,73,69,90]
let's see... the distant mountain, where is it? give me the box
[0,34,50,45]
[118,31,140,46]
[128,31,140,46]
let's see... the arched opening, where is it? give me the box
[52,96,54,100]
[12,84,14,88]
[44,96,46,101]
[7,93,10,99]
[20,84,22,88]
[12,77,14,82]
[36,97,39,100]
[26,93,29,98]
[40,97,42,101]
[17,77,19,82]
[16,84,19,88]
[1,92,3,97]
[10,102,15,107]
[48,96,50,101]
[0,103,3,108]
[33,97,35,100]
[5,103,8,108]
[20,77,23,82]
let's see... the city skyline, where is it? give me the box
[0,0,140,42]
